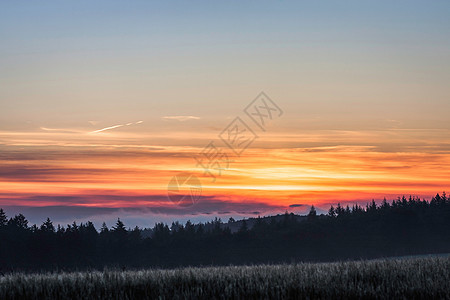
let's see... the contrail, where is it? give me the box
[89,124,124,134]
[89,121,143,134]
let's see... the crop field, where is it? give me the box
[1,256,449,299]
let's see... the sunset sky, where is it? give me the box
[1,1,450,227]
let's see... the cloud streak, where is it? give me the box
[162,116,200,121]
[40,127,83,134]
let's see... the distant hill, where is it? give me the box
[141,213,308,238]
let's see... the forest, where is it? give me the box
[1,193,449,272]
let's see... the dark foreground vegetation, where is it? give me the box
[1,193,450,272]
[1,257,449,299]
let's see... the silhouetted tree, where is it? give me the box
[368,200,377,212]
[328,205,336,218]
[0,209,7,227]
[335,203,344,217]
[212,217,222,234]
[238,220,248,233]
[307,205,317,220]
[171,221,183,233]
[100,222,109,234]
[112,218,125,230]
[381,198,390,210]
[8,214,28,229]
[40,217,55,233]
[153,223,170,241]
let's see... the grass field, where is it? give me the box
[1,257,449,299]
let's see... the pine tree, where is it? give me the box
[335,203,344,216]
[57,224,65,234]
[328,205,336,218]
[308,205,317,220]
[345,205,351,215]
[8,214,28,229]
[238,220,248,233]
[0,208,7,227]
[100,222,109,234]
[185,220,195,234]
[112,218,126,233]
[40,217,55,232]
[112,218,128,244]
[171,221,183,232]
[381,198,390,210]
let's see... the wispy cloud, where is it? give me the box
[40,127,83,133]
[162,116,200,121]
[289,204,305,207]
[89,121,143,134]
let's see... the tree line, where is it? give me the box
[1,193,449,272]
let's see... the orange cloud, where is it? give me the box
[0,126,449,215]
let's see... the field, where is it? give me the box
[1,257,449,299]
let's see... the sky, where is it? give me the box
[1,1,450,228]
